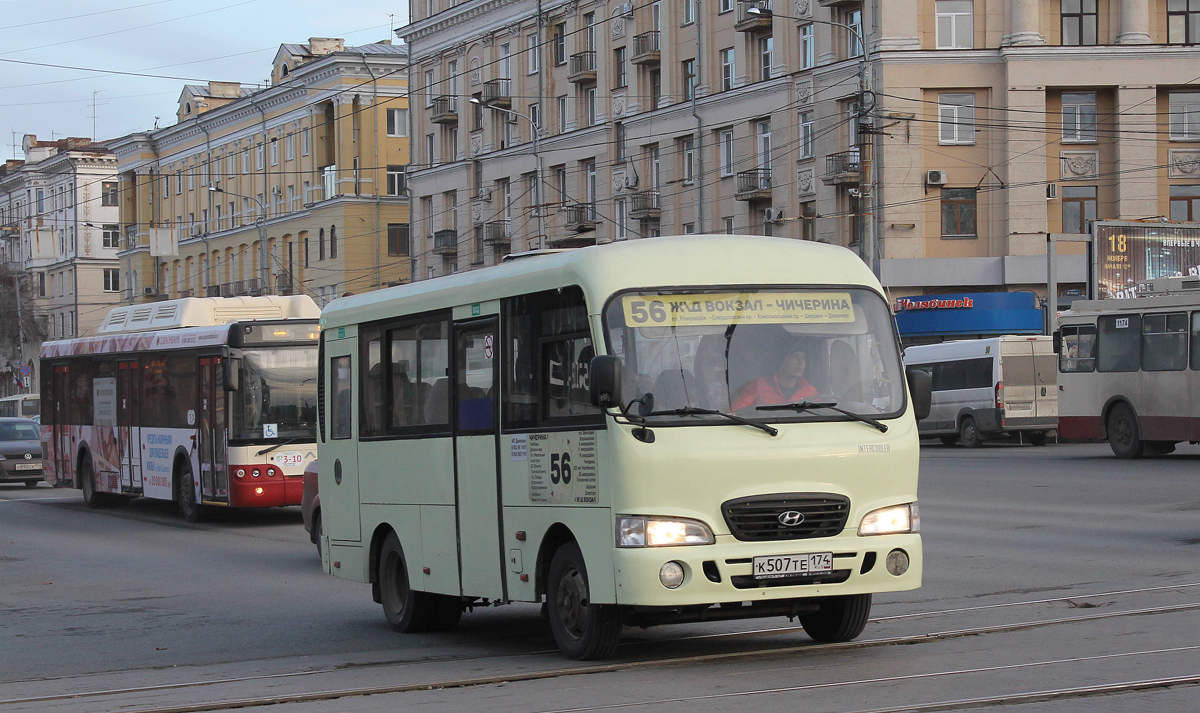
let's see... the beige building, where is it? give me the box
[111,38,412,308]
[402,0,1200,307]
[0,136,122,389]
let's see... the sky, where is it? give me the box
[0,0,409,159]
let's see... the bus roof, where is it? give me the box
[97,295,319,334]
[1062,292,1200,319]
[320,236,881,329]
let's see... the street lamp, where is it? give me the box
[468,96,546,248]
[209,184,270,295]
[746,6,877,272]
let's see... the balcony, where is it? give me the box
[321,165,338,200]
[822,150,861,185]
[628,190,661,219]
[483,220,511,245]
[735,169,773,201]
[735,0,773,32]
[431,96,458,125]
[568,51,597,84]
[481,78,511,108]
[275,272,294,296]
[631,32,660,65]
[563,203,597,232]
[433,229,459,255]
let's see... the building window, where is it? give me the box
[800,25,815,69]
[1170,92,1200,139]
[683,222,696,234]
[847,9,863,57]
[936,0,974,49]
[1170,185,1200,221]
[757,120,772,170]
[387,108,408,137]
[938,93,976,144]
[103,268,120,293]
[499,42,512,79]
[800,111,815,158]
[426,134,436,166]
[720,48,735,91]
[285,134,294,162]
[424,69,436,106]
[318,228,325,260]
[800,202,816,241]
[614,122,627,161]
[683,0,696,24]
[585,87,598,126]
[101,182,119,206]
[719,129,734,176]
[270,138,279,166]
[301,127,310,155]
[387,224,410,256]
[615,198,627,239]
[553,23,567,65]
[1062,186,1097,233]
[387,166,406,196]
[720,0,734,11]
[759,36,773,81]
[527,33,540,73]
[649,69,662,107]
[1168,0,1200,44]
[329,225,337,259]
[682,59,696,100]
[724,216,735,233]
[941,188,977,238]
[1062,92,1098,142]
[101,224,120,248]
[681,138,696,183]
[558,95,569,133]
[556,166,569,205]
[614,47,627,88]
[1061,0,1098,45]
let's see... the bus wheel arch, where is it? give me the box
[535,523,577,602]
[368,523,397,604]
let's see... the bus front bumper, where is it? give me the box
[612,533,921,608]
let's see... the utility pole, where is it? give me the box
[858,43,875,274]
[13,275,24,392]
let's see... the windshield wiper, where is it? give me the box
[755,400,888,433]
[257,436,301,456]
[647,407,778,437]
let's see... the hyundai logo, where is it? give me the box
[778,510,805,527]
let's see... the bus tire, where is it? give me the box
[1106,403,1144,459]
[1027,431,1048,446]
[547,541,621,660]
[311,510,323,557]
[939,435,958,447]
[800,593,872,643]
[378,532,435,633]
[959,417,983,448]
[176,461,206,523]
[80,458,108,508]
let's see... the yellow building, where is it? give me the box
[111,38,411,307]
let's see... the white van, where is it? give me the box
[903,336,1057,447]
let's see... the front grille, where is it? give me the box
[731,570,852,589]
[721,493,850,541]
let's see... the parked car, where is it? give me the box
[904,336,1058,447]
[0,418,44,486]
[301,460,321,556]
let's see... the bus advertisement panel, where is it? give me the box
[1094,220,1200,299]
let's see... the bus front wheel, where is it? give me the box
[1106,403,1144,459]
[547,541,621,660]
[80,458,107,508]
[176,462,206,523]
[800,593,872,643]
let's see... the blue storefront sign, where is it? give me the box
[893,291,1043,338]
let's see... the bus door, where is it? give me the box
[117,361,142,492]
[197,357,229,504]
[323,335,361,542]
[453,318,506,601]
[52,365,71,486]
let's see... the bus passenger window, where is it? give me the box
[331,356,352,439]
[361,329,386,436]
[1141,313,1187,372]
[1059,325,1097,373]
[1097,315,1141,372]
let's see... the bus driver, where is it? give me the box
[732,338,819,411]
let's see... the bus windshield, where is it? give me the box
[232,346,318,441]
[604,287,905,423]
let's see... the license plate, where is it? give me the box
[13,463,41,471]
[752,552,833,580]
[272,452,304,468]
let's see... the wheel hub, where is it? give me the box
[556,567,588,637]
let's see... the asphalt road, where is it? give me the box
[1,441,1198,712]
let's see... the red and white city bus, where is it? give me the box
[40,296,321,520]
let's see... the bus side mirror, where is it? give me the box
[1052,330,1062,354]
[589,355,622,408]
[224,357,241,392]
[905,366,932,421]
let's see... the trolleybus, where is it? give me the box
[1057,276,1200,458]
[0,393,40,421]
[318,235,931,659]
[40,295,321,520]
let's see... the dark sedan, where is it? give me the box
[0,418,43,487]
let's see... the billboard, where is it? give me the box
[1093,221,1200,299]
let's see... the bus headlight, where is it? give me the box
[618,517,715,547]
[858,503,919,536]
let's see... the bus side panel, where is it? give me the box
[500,505,616,604]
[420,504,461,596]
[140,427,197,501]
[360,503,422,587]
[358,439,455,509]
[1139,370,1192,441]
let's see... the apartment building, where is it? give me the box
[110,38,412,308]
[402,0,1200,316]
[0,136,122,383]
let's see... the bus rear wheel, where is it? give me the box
[1106,403,1144,459]
[176,462,206,523]
[378,532,438,633]
[800,593,872,643]
[80,459,109,508]
[547,541,621,660]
